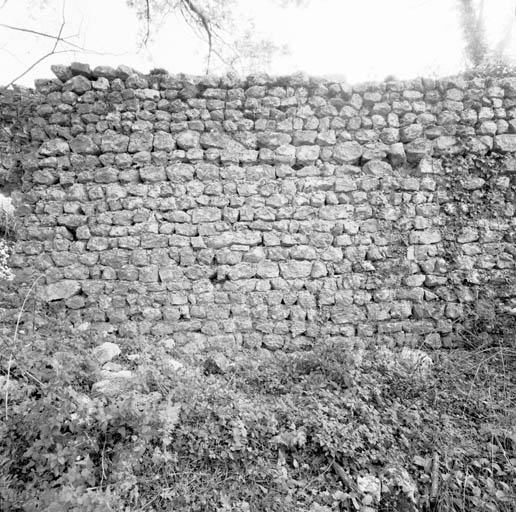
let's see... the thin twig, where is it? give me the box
[100,435,107,486]
[142,0,150,46]
[331,460,353,489]
[430,452,440,511]
[6,49,72,88]
[0,23,87,52]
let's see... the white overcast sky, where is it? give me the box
[0,0,515,86]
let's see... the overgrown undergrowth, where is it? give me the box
[0,326,515,512]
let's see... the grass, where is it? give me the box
[0,207,16,241]
[0,322,514,512]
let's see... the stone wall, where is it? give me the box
[0,86,39,192]
[5,63,516,350]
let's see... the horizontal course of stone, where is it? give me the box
[6,63,516,350]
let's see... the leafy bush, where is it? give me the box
[0,238,13,281]
[465,59,516,79]
[1,328,515,511]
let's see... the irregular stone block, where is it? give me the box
[93,342,121,365]
[94,167,118,183]
[153,131,175,151]
[65,75,91,94]
[91,370,136,398]
[41,280,81,302]
[92,65,118,80]
[405,138,433,162]
[192,207,221,223]
[39,139,69,157]
[129,132,153,153]
[70,135,99,155]
[333,141,362,163]
[279,261,313,278]
[296,145,321,164]
[140,166,166,182]
[176,130,200,149]
[494,134,516,153]
[409,230,441,244]
[51,64,72,82]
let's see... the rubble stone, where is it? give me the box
[3,67,516,349]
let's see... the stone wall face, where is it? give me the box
[7,64,516,350]
[0,87,38,191]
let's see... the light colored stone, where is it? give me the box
[256,131,292,149]
[93,342,121,365]
[39,139,69,157]
[494,134,516,152]
[153,131,175,151]
[41,280,81,302]
[388,142,406,167]
[463,177,485,190]
[296,145,321,164]
[191,207,221,223]
[405,138,433,162]
[176,130,200,149]
[357,475,381,502]
[279,261,313,279]
[333,141,362,163]
[164,357,184,372]
[92,370,136,398]
[409,230,441,244]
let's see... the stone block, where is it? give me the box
[41,280,81,302]
[279,261,313,279]
[333,141,362,163]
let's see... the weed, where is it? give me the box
[0,325,514,511]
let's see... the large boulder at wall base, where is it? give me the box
[40,280,81,302]
[93,342,121,365]
[91,370,137,398]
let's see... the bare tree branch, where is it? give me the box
[7,49,72,88]
[143,0,150,46]
[178,2,234,72]
[182,0,213,74]
[4,0,71,87]
[0,23,88,52]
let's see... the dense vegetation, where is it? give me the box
[1,323,514,511]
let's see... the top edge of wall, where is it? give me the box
[3,61,516,93]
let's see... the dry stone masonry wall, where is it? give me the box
[5,63,516,350]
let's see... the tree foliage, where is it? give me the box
[457,0,489,67]
[456,0,515,68]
